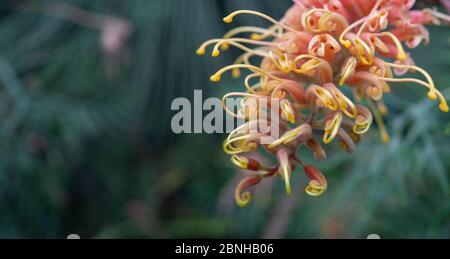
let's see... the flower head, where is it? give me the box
[198,0,450,207]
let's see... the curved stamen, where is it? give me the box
[223,10,298,33]
[269,50,292,73]
[303,165,328,197]
[323,112,343,144]
[197,38,273,57]
[244,73,264,94]
[227,122,250,142]
[356,0,384,36]
[211,64,282,82]
[377,100,389,115]
[223,26,279,40]
[337,129,356,153]
[351,36,375,65]
[268,124,312,149]
[317,10,349,33]
[383,62,437,99]
[305,85,338,111]
[293,54,327,64]
[340,56,357,85]
[371,36,390,53]
[368,9,389,31]
[251,25,283,40]
[307,139,327,161]
[223,134,259,155]
[430,9,450,24]
[353,105,373,134]
[374,76,449,112]
[371,32,408,61]
[292,55,333,82]
[231,155,269,171]
[339,18,365,48]
[211,38,275,57]
[235,175,262,207]
[232,47,270,78]
[276,148,292,195]
[302,8,348,34]
[221,92,269,119]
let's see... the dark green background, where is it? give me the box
[0,0,448,238]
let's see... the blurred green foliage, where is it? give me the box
[0,0,448,239]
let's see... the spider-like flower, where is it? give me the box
[198,0,450,207]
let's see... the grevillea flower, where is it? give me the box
[198,0,450,207]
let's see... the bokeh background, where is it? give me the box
[0,0,449,239]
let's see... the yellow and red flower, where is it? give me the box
[198,0,449,207]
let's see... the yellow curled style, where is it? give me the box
[353,105,373,135]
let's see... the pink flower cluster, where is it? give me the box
[198,0,449,207]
